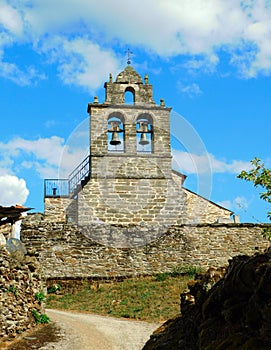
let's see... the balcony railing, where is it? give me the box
[44,179,69,198]
[44,155,90,198]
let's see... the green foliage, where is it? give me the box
[155,265,203,281]
[47,284,61,294]
[262,227,271,241]
[32,309,50,324]
[238,157,271,220]
[46,275,192,322]
[8,285,18,297]
[154,272,170,281]
[35,291,45,303]
[172,265,204,278]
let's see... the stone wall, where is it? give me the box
[104,66,155,105]
[20,219,271,280]
[78,177,187,225]
[0,246,43,342]
[182,187,233,224]
[44,197,77,223]
[44,175,233,226]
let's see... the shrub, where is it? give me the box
[35,291,45,303]
[32,309,50,324]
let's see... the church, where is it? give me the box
[44,65,233,225]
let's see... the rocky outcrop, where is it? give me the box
[143,249,271,350]
[0,245,43,343]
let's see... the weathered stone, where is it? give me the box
[20,221,271,279]
[0,246,43,344]
[143,250,271,350]
[5,238,27,256]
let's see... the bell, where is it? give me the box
[139,132,149,145]
[137,121,148,133]
[109,121,121,132]
[110,131,121,145]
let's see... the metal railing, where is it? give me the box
[44,155,90,198]
[68,155,90,194]
[44,179,69,197]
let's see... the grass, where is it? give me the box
[46,271,198,323]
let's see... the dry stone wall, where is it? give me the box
[0,246,43,342]
[20,219,271,280]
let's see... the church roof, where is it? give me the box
[115,66,143,84]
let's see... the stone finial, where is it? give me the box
[160,98,165,107]
[144,74,149,85]
[109,73,113,83]
[94,96,99,104]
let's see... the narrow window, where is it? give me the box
[136,115,153,153]
[108,115,124,152]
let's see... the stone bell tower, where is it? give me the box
[77,65,186,225]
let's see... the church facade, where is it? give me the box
[44,65,233,225]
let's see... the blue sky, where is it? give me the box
[0,0,270,223]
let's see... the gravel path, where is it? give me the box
[41,309,160,350]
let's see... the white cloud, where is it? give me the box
[0,135,88,179]
[1,0,271,85]
[178,82,203,97]
[2,136,65,166]
[234,196,249,211]
[38,36,121,91]
[0,175,29,206]
[0,60,46,86]
[180,54,219,75]
[217,196,249,212]
[172,149,251,174]
[0,136,64,178]
[0,2,23,35]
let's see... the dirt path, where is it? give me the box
[42,309,160,350]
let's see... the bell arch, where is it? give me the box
[107,113,125,152]
[124,86,135,104]
[136,114,153,153]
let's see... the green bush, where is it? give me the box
[32,309,50,324]
[34,291,45,303]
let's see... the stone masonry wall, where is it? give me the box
[0,246,43,343]
[78,178,187,225]
[89,106,171,159]
[44,197,77,223]
[20,220,271,280]
[44,179,232,226]
[183,188,233,224]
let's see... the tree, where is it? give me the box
[237,157,271,221]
